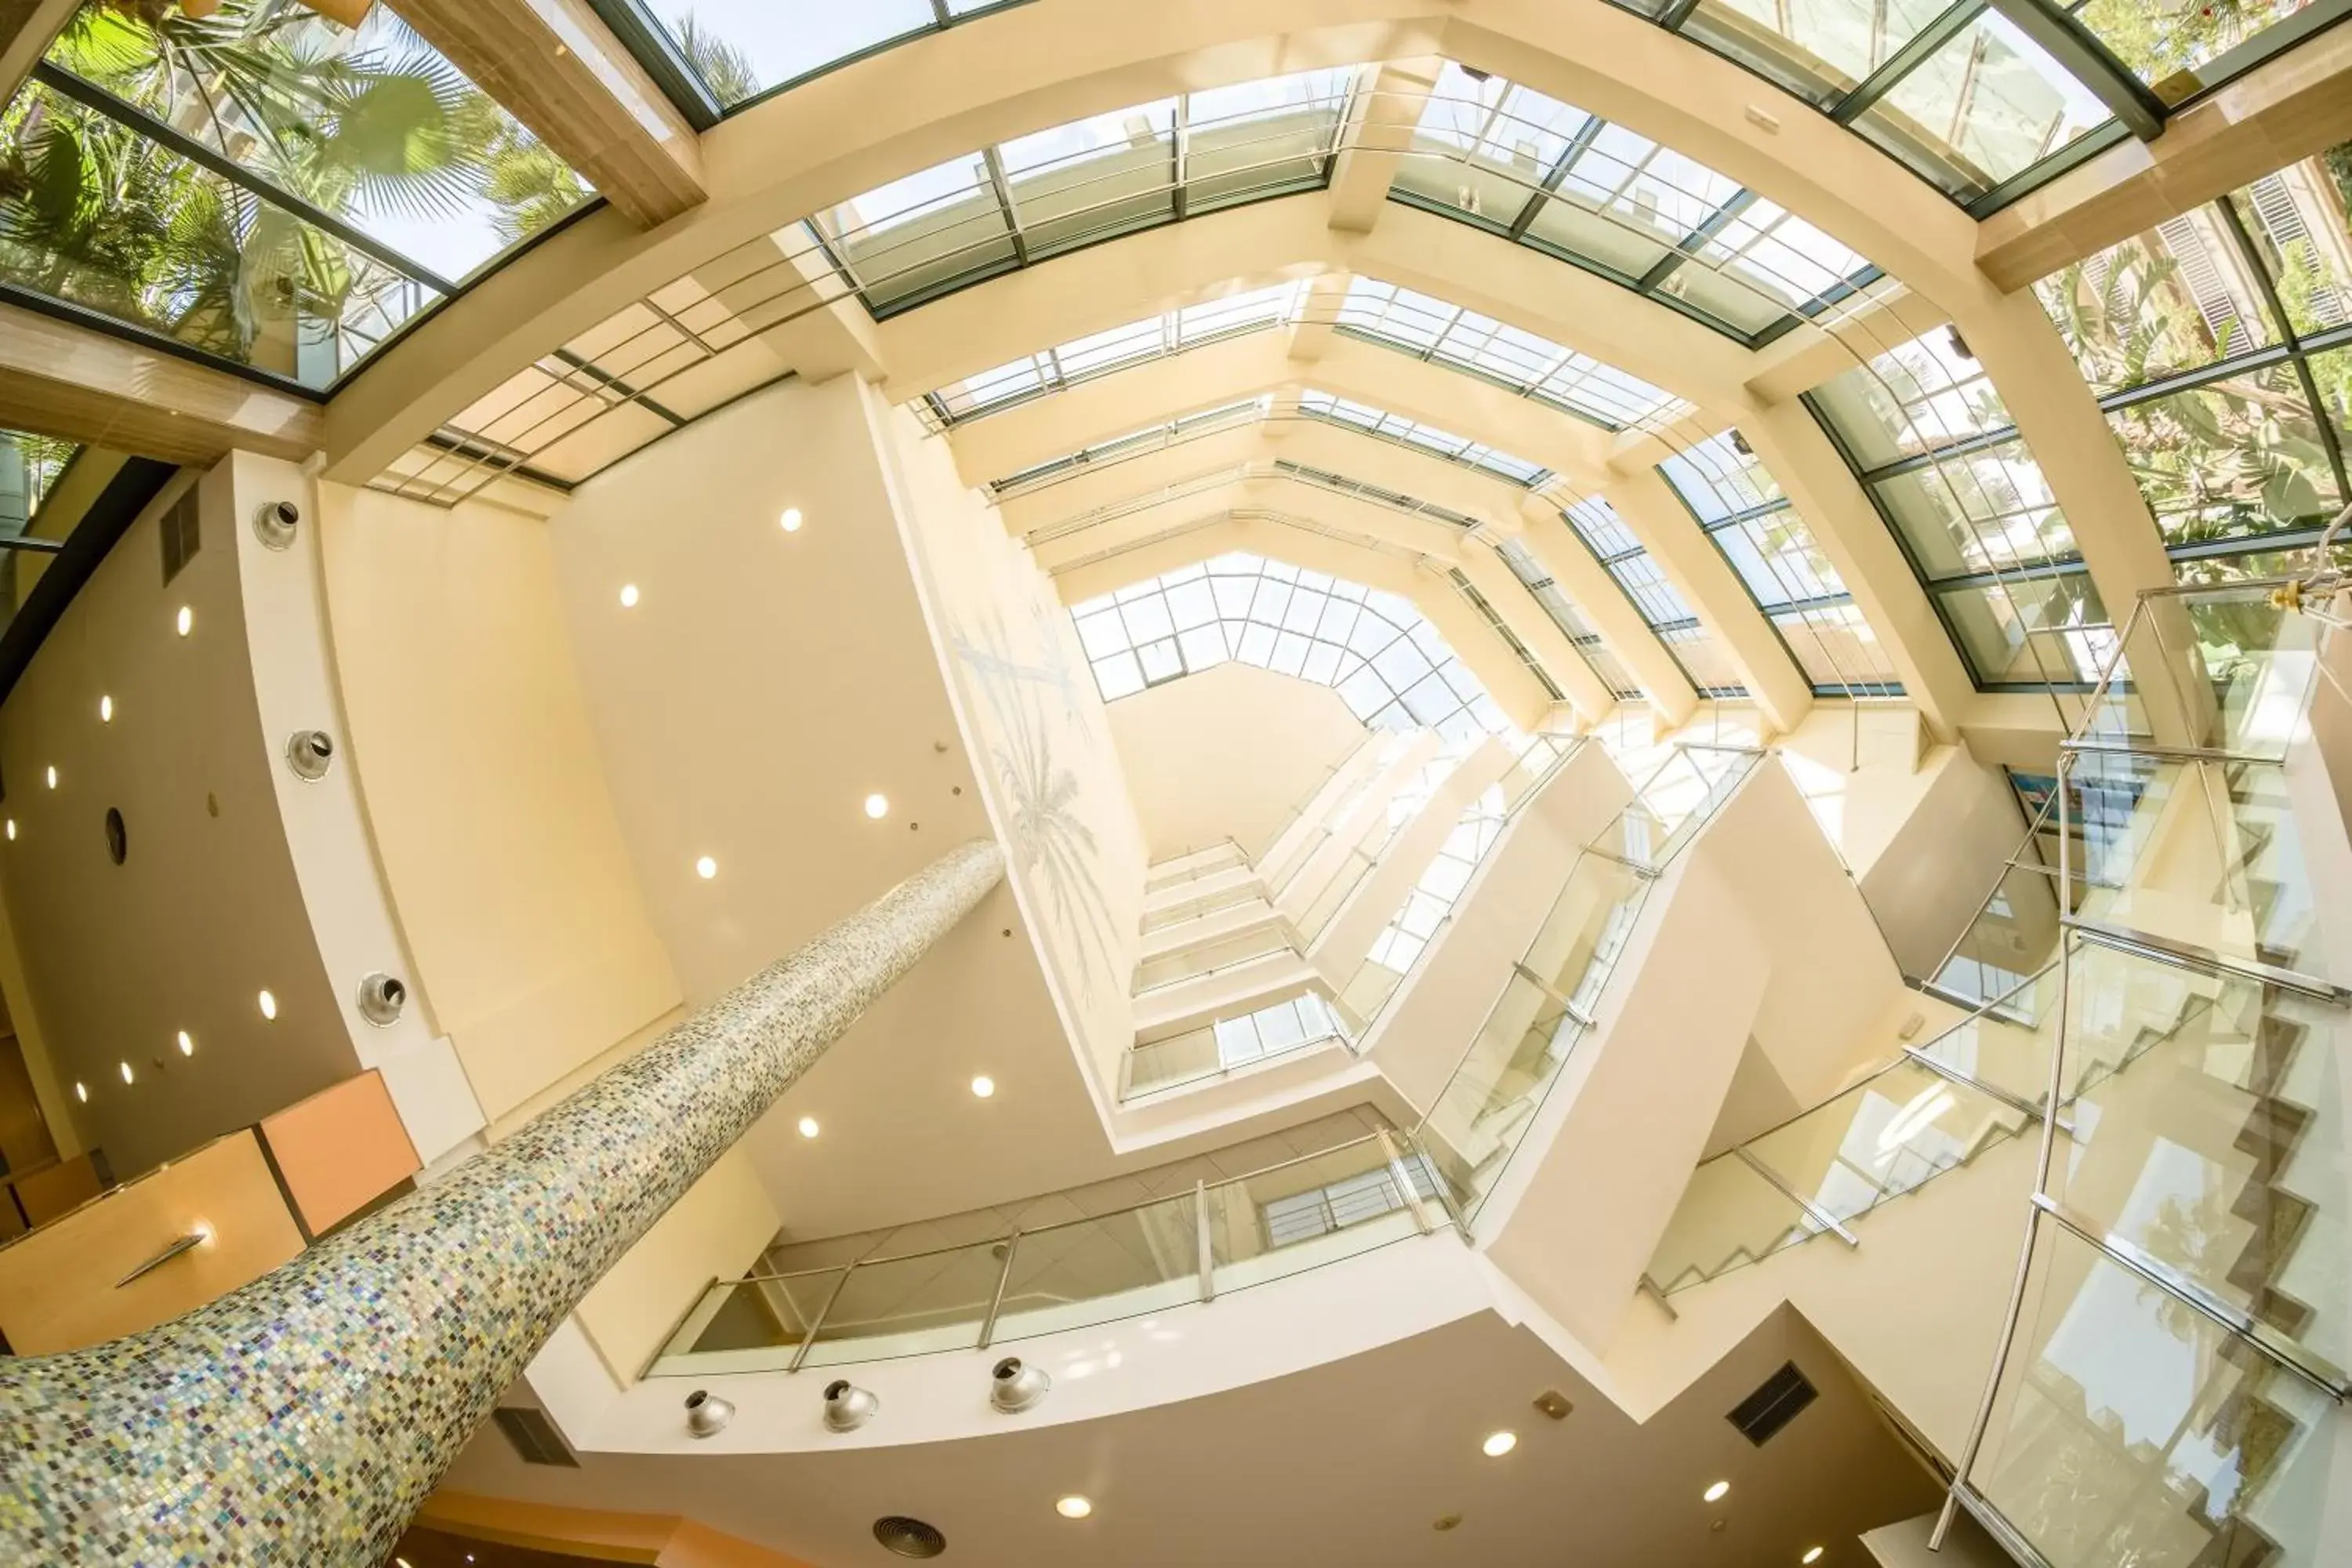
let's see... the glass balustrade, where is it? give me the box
[1967,1221,2343,1568]
[1139,881,1267,935]
[647,1133,1440,1377]
[1944,576,2352,1565]
[1131,926,1297,994]
[1415,748,1760,1221]
[1646,1151,1820,1295]
[1144,840,1249,895]
[1122,993,1352,1100]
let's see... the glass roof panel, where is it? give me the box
[1849,9,2111,202]
[0,75,440,387]
[1870,437,2078,578]
[1659,431,1784,522]
[42,0,592,287]
[641,0,937,108]
[1330,278,1685,430]
[1564,495,1645,561]
[1812,328,2016,468]
[1775,601,1902,690]
[818,75,1350,316]
[2225,152,2352,339]
[1391,64,1880,343]
[2108,366,2343,550]
[1676,0,1957,105]
[2074,0,2328,95]
[1070,551,1515,736]
[2034,206,2284,397]
[1,430,78,530]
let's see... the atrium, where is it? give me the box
[1,2,2351,1565]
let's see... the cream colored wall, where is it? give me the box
[317,482,680,1123]
[1107,662,1363,862]
[575,1148,780,1385]
[0,465,361,1177]
[879,397,1150,1091]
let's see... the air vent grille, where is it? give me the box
[159,492,200,584]
[873,1516,947,1559]
[490,1406,579,1468]
[1727,1360,1817,1446]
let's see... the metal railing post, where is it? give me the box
[1377,1128,1432,1236]
[977,1231,1021,1350]
[1195,1180,1216,1303]
[1732,1147,1857,1247]
[787,1261,856,1374]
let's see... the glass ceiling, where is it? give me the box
[808,67,1356,317]
[923,274,1686,436]
[1390,62,1886,348]
[1561,495,1749,697]
[1070,553,1515,742]
[1661,431,1904,695]
[2,0,593,391]
[1495,537,1646,701]
[989,390,1555,501]
[611,1,2339,220]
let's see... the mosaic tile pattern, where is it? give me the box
[0,840,1004,1567]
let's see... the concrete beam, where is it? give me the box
[0,0,74,103]
[1976,21,2352,292]
[0,303,321,465]
[394,0,706,227]
[1326,56,1444,233]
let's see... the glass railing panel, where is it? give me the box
[2083,584,2328,762]
[1139,883,1265,934]
[1969,1220,2341,1568]
[1911,966,2064,1109]
[1930,860,2074,1010]
[1205,1137,1428,1290]
[1743,1059,2034,1229]
[1124,993,1351,1099]
[989,1194,1202,1342]
[2052,942,2349,1379]
[1522,855,1651,1007]
[653,1270,844,1370]
[1295,846,1377,944]
[797,1240,1005,1367]
[1144,840,1247,894]
[2068,753,2333,982]
[1417,972,1588,1218]
[1646,1154,1817,1294]
[1132,926,1295,993]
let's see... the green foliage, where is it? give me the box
[670,13,759,107]
[0,0,590,379]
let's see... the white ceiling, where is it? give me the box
[441,1305,1940,1567]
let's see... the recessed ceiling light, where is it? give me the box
[44,766,56,789]
[118,1061,133,1085]
[100,695,113,723]
[74,1081,87,1102]
[695,855,718,880]
[863,793,889,819]
[1802,1550,1824,1564]
[258,989,278,1021]
[781,506,804,532]
[619,583,641,608]
[177,1030,194,1057]
[1054,1496,1091,1519]
[176,605,193,636]
[797,1116,820,1138]
[970,1075,995,1098]
[1481,1430,1517,1457]
[1704,1480,1730,1503]
[5,819,14,840]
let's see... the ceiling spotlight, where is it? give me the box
[619,583,641,608]
[970,1075,996,1098]
[797,1116,820,1138]
[990,1356,1051,1414]
[1481,1430,1517,1457]
[177,1030,194,1057]
[5,819,14,840]
[176,605,193,637]
[781,506,804,532]
[1054,1496,1092,1520]
[100,695,113,723]
[1704,1481,1730,1503]
[695,855,718,880]
[822,1379,880,1432]
[118,1061,133,1085]
[74,1081,87,1102]
[1803,1551,1824,1564]
[863,793,889,820]
[258,989,278,1022]
[44,766,56,789]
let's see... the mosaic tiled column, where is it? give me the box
[0,839,1004,1567]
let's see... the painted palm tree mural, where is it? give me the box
[949,594,1122,1009]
